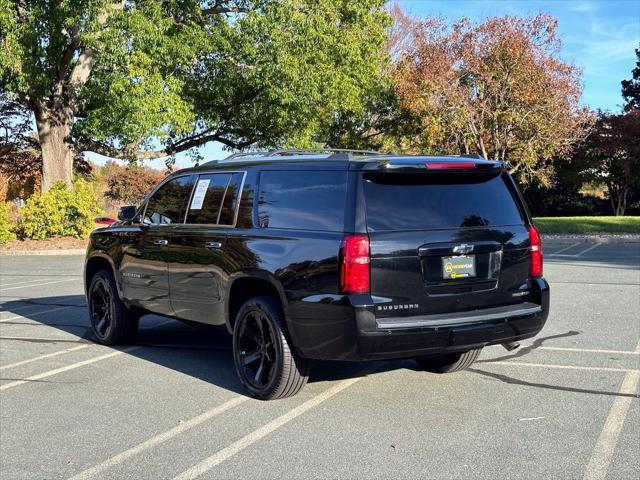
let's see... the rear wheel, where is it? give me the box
[232,296,310,400]
[88,269,139,345]
[415,348,482,373]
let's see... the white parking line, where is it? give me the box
[0,304,84,323]
[0,345,90,371]
[0,318,174,390]
[489,361,639,374]
[539,346,640,356]
[0,277,59,288]
[0,278,78,291]
[173,376,365,480]
[68,396,249,480]
[0,347,139,391]
[547,243,604,258]
[547,242,581,256]
[583,369,640,480]
[0,302,82,314]
[574,243,602,257]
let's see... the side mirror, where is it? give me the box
[117,205,138,221]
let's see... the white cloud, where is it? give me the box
[569,1,599,13]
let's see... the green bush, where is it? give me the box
[0,201,16,244]
[17,180,103,239]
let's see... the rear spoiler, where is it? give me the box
[356,156,504,174]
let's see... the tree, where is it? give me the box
[0,93,90,198]
[389,8,592,181]
[0,93,42,198]
[576,110,640,216]
[621,47,640,112]
[0,1,390,191]
[103,161,164,205]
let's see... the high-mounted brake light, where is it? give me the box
[339,234,370,294]
[425,162,477,170]
[527,225,543,278]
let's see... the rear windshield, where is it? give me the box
[363,172,523,231]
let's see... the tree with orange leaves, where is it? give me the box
[389,7,592,181]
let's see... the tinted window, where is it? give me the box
[219,173,244,225]
[363,172,523,231]
[258,171,347,231]
[186,173,231,224]
[144,176,193,225]
[184,172,244,225]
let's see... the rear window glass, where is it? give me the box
[186,172,244,225]
[219,173,245,225]
[186,173,232,224]
[258,171,347,231]
[363,172,523,231]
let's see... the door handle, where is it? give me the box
[205,241,222,249]
[153,238,169,246]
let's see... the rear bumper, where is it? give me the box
[354,278,549,360]
[288,278,549,361]
[356,306,546,360]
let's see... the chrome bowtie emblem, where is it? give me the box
[453,243,474,254]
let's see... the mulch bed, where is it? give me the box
[0,237,89,252]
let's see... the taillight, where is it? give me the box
[425,162,477,170]
[340,234,370,294]
[528,225,543,278]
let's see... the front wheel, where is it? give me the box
[232,296,310,400]
[88,269,139,345]
[415,348,482,373]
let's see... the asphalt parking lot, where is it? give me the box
[1,242,639,480]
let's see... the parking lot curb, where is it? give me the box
[0,249,86,256]
[543,234,640,244]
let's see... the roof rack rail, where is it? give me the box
[266,148,382,157]
[203,147,382,165]
[220,151,273,161]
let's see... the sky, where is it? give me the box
[89,0,640,170]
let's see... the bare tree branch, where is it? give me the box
[201,6,250,15]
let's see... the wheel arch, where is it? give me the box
[85,254,122,300]
[225,272,288,334]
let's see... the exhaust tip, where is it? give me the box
[502,341,520,352]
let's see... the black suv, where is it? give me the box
[85,149,549,399]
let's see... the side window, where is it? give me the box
[185,172,245,225]
[219,173,244,225]
[186,173,231,224]
[144,176,193,225]
[257,171,347,231]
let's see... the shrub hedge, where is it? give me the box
[0,201,15,244]
[16,179,102,239]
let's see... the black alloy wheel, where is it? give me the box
[90,277,113,339]
[235,309,278,389]
[88,269,139,345]
[232,296,310,400]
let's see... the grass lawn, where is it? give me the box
[532,216,640,234]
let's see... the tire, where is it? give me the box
[232,296,310,400]
[415,348,482,373]
[88,269,139,345]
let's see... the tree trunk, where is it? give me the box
[35,106,74,192]
[609,184,629,216]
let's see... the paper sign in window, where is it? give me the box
[190,179,210,210]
